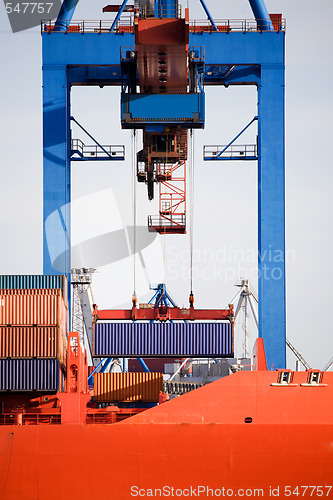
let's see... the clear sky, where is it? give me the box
[0,0,332,369]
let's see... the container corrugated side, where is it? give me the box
[0,326,67,363]
[93,322,234,357]
[0,275,67,305]
[94,372,163,402]
[0,359,61,391]
[0,289,68,328]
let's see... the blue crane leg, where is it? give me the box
[54,0,80,31]
[248,0,273,31]
[198,0,218,31]
[258,65,286,369]
[110,0,130,32]
[43,67,71,301]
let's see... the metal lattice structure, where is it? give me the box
[71,267,96,361]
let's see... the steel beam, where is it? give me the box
[43,66,71,305]
[95,307,233,321]
[258,64,286,369]
[110,0,130,32]
[198,0,218,31]
[248,0,273,31]
[54,0,80,31]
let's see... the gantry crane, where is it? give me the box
[42,0,286,368]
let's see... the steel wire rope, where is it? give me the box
[162,132,169,285]
[189,129,194,294]
[132,129,137,297]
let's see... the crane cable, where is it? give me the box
[189,129,194,296]
[162,134,169,284]
[132,129,137,305]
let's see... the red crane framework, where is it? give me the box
[133,9,191,234]
[143,130,187,234]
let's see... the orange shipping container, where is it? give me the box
[94,372,163,403]
[0,326,67,364]
[0,289,68,328]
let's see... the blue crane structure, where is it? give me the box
[42,0,286,368]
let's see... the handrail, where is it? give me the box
[41,18,285,34]
[0,413,61,425]
[71,139,125,159]
[204,144,258,160]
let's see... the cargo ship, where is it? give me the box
[0,301,332,499]
[1,0,333,498]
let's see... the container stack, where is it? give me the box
[0,275,68,392]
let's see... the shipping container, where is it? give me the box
[0,289,68,328]
[0,326,67,363]
[94,372,163,402]
[0,275,68,305]
[0,359,63,392]
[93,322,234,357]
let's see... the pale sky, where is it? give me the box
[0,0,332,369]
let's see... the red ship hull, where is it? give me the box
[1,370,332,500]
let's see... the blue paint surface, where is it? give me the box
[121,93,205,128]
[0,359,61,391]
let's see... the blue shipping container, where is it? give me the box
[0,275,67,303]
[0,359,61,391]
[93,322,233,358]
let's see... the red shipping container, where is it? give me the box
[0,289,68,329]
[0,326,67,364]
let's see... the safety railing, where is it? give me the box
[42,18,285,35]
[71,139,125,160]
[86,409,145,424]
[204,144,257,160]
[156,164,172,181]
[120,46,136,62]
[189,46,205,62]
[134,1,181,20]
[41,18,134,34]
[0,413,61,425]
[189,18,285,33]
[148,214,186,232]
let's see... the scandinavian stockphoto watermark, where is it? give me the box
[167,245,296,283]
[3,1,61,32]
